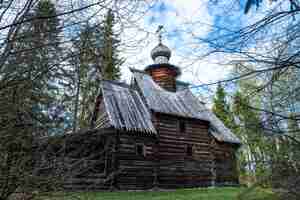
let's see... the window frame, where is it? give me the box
[186,145,193,157]
[178,120,186,134]
[136,143,146,157]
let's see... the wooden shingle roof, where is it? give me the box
[131,69,241,144]
[101,80,156,135]
[132,69,208,120]
[97,70,241,144]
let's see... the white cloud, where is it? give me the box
[119,0,229,88]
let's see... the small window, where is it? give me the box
[186,145,193,156]
[179,120,186,133]
[136,144,146,157]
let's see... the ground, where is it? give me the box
[40,187,278,200]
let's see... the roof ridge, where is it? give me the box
[129,67,147,74]
[102,79,133,89]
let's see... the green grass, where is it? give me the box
[41,187,278,200]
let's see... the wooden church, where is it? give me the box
[42,37,241,191]
[70,38,242,190]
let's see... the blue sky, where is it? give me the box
[120,0,255,100]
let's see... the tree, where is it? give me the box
[0,1,64,199]
[72,23,102,130]
[6,0,65,135]
[212,83,234,129]
[191,1,300,196]
[211,83,270,181]
[72,9,123,130]
[101,9,123,80]
[0,1,151,199]
[232,90,268,178]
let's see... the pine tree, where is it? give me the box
[212,83,234,129]
[73,24,101,129]
[72,9,123,130]
[6,0,63,135]
[101,9,123,80]
[32,0,64,134]
[0,1,63,198]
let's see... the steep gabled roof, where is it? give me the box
[101,80,156,135]
[132,69,207,120]
[131,69,241,144]
[96,70,241,144]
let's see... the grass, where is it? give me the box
[40,187,278,200]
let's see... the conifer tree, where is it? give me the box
[0,1,63,198]
[212,83,234,129]
[73,24,101,129]
[73,9,123,130]
[5,0,63,134]
[101,9,123,80]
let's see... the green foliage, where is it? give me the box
[230,62,300,198]
[230,77,282,186]
[7,0,63,132]
[212,83,235,129]
[34,0,60,42]
[233,90,267,176]
[0,1,65,199]
[211,83,267,179]
[73,24,101,129]
[72,9,123,129]
[211,83,270,182]
[102,9,123,80]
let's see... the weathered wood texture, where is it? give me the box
[35,130,116,191]
[116,133,156,190]
[146,67,177,92]
[94,100,111,129]
[64,132,115,190]
[132,69,241,144]
[214,141,239,185]
[37,116,239,190]
[153,113,215,188]
[98,81,157,134]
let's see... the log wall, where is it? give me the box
[38,116,239,190]
[214,142,239,185]
[146,67,177,92]
[113,113,239,189]
[36,130,116,191]
[116,133,156,190]
[63,132,115,190]
[153,113,215,188]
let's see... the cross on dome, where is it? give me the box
[151,25,171,64]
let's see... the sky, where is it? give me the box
[119,0,250,89]
[0,0,269,92]
[117,0,281,100]
[0,0,275,99]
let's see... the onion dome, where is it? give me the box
[146,41,181,79]
[151,42,172,64]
